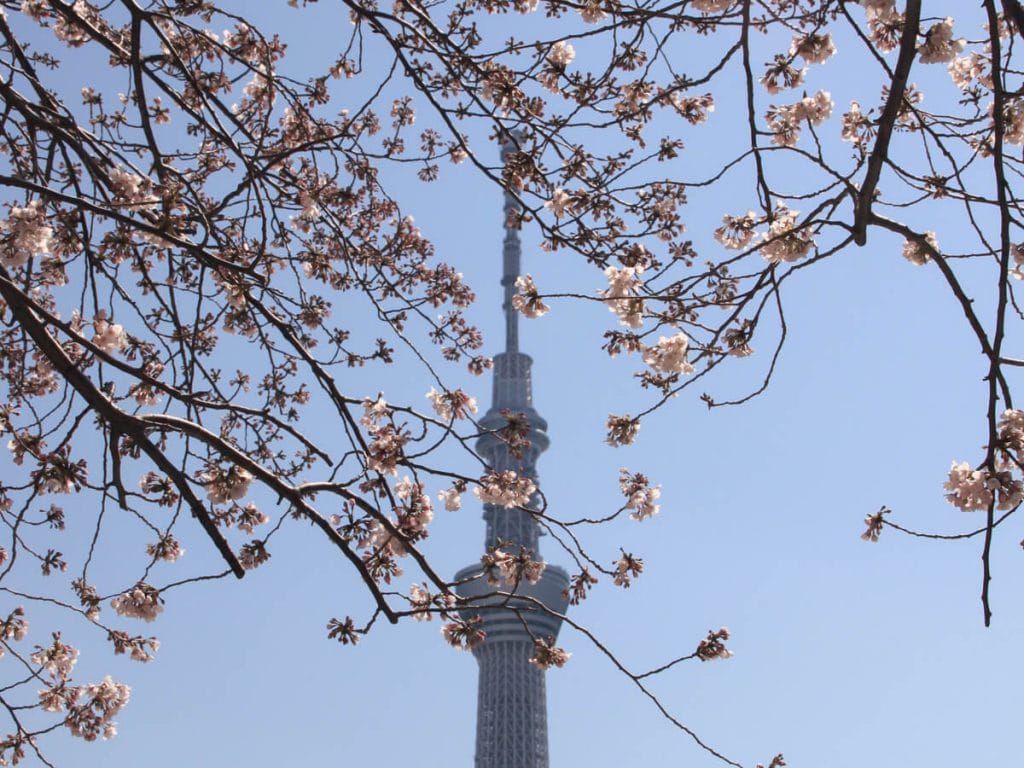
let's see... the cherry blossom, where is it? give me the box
[901,233,937,266]
[438,487,463,512]
[31,633,79,679]
[545,188,575,219]
[714,211,758,250]
[759,207,814,264]
[0,200,52,269]
[426,387,479,421]
[606,415,640,447]
[529,636,570,670]
[696,627,733,661]
[612,550,644,588]
[619,469,661,522]
[547,41,575,67]
[442,617,486,651]
[642,332,695,376]
[110,583,163,623]
[200,465,254,504]
[91,311,127,354]
[690,0,733,13]
[511,275,550,319]
[860,506,888,542]
[792,33,836,65]
[918,18,964,65]
[474,471,536,508]
[601,266,645,329]
[64,676,131,741]
[146,533,185,562]
[578,0,606,23]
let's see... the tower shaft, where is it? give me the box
[456,135,568,768]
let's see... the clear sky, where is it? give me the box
[19,2,1024,767]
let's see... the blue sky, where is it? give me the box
[14,2,1024,766]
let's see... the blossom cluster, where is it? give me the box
[619,469,661,522]
[200,464,254,504]
[474,470,536,508]
[641,332,695,376]
[529,636,570,670]
[110,582,163,623]
[408,582,455,621]
[511,275,550,319]
[480,543,546,587]
[442,616,486,651]
[765,90,833,148]
[0,200,52,269]
[612,550,643,588]
[901,232,938,266]
[32,633,80,679]
[64,676,131,741]
[943,462,1023,512]
[425,387,478,421]
[759,207,814,264]
[918,18,964,65]
[91,311,127,354]
[601,266,645,328]
[696,627,733,661]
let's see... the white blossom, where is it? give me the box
[0,200,52,269]
[901,232,937,266]
[918,18,964,65]
[474,470,536,508]
[601,266,645,328]
[759,207,814,264]
[547,41,575,67]
[642,332,695,375]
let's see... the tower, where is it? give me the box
[455,139,569,768]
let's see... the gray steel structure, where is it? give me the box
[455,140,569,768]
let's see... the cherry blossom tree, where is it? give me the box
[0,0,1021,764]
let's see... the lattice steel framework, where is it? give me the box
[455,138,568,768]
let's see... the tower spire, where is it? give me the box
[455,136,569,768]
[500,139,521,356]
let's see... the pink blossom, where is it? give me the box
[918,18,964,65]
[759,207,814,264]
[474,470,536,508]
[791,32,836,65]
[547,41,575,67]
[64,676,130,741]
[612,550,643,587]
[200,464,254,504]
[0,200,52,269]
[146,533,184,562]
[605,414,640,447]
[511,275,550,319]
[619,468,661,521]
[690,0,733,12]
[578,0,606,23]
[714,211,758,250]
[107,167,154,209]
[91,311,127,354]
[901,232,937,266]
[426,387,478,421]
[438,487,463,511]
[601,266,645,328]
[696,627,733,661]
[111,582,162,622]
[360,394,390,427]
[642,332,695,375]
[545,188,575,219]
[31,633,79,679]
[529,636,570,670]
[943,462,1021,512]
[442,616,486,650]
